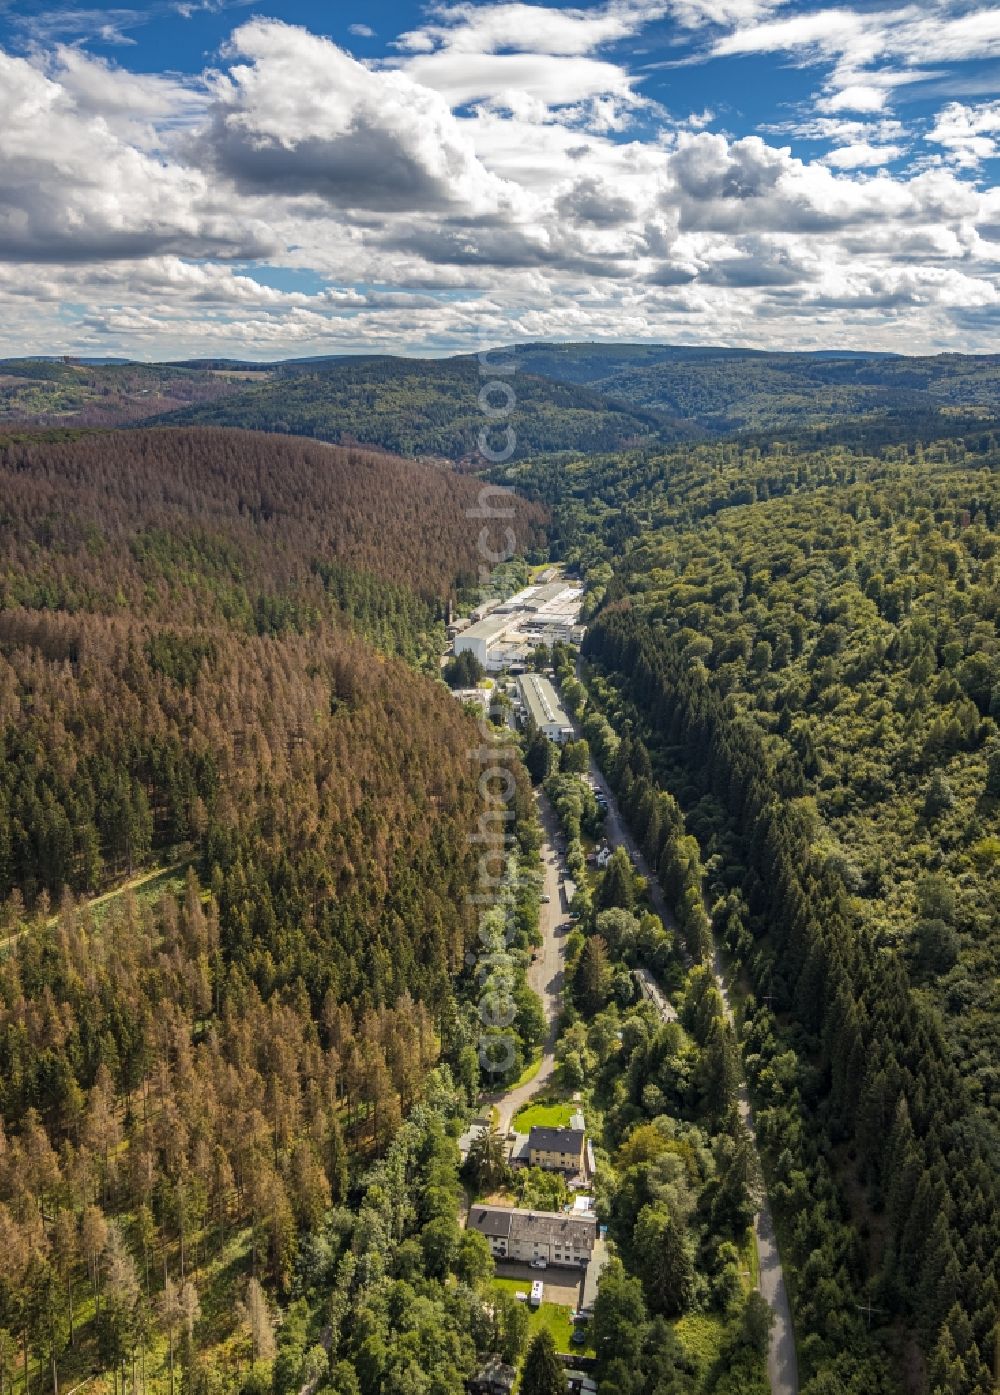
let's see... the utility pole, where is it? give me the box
[855,1295,887,1330]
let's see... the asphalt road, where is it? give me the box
[586,758,800,1395]
[482,745,799,1395]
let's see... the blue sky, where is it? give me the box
[0,0,997,357]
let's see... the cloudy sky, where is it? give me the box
[1,0,998,358]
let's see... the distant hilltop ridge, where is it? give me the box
[2,343,999,452]
[2,341,912,370]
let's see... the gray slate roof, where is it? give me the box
[529,1126,585,1153]
[510,1210,595,1248]
[469,1207,514,1238]
[468,1205,596,1249]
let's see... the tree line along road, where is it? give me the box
[585,757,800,1395]
[478,712,799,1395]
[483,788,570,1137]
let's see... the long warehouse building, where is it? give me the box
[519,673,574,743]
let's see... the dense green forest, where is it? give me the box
[507,345,1000,438]
[0,426,548,1395]
[146,358,678,460]
[529,755,772,1395]
[502,428,1000,1393]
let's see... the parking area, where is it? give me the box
[493,1260,585,1308]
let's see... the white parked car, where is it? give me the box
[530,1257,548,1270]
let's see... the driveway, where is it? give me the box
[580,1235,608,1311]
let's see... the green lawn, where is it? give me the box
[490,1279,594,1356]
[511,1098,576,1131]
[491,1275,534,1300]
[531,1302,593,1356]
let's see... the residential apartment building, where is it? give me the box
[467,1205,597,1268]
[528,1125,586,1173]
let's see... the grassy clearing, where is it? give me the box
[511,1097,575,1131]
[741,1226,760,1292]
[0,856,199,958]
[87,860,195,926]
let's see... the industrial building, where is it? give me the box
[452,582,585,673]
[518,673,574,744]
[454,612,515,669]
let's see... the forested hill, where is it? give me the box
[8,347,999,455]
[145,355,681,459]
[0,424,544,901]
[0,426,545,613]
[507,342,1000,438]
[0,422,549,1390]
[501,430,1000,1391]
[0,357,244,426]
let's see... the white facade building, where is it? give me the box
[451,581,585,673]
[454,612,516,669]
[518,673,574,743]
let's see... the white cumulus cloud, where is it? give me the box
[0,47,271,263]
[0,1,996,357]
[200,19,523,215]
[928,100,1000,169]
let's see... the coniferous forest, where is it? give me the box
[0,426,546,1395]
[1,350,999,1395]
[501,422,1000,1394]
[2,0,1000,1384]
